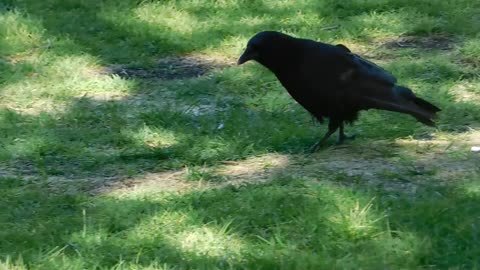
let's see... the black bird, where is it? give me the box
[237,31,441,152]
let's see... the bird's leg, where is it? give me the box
[309,121,339,153]
[336,123,356,145]
[309,130,335,153]
[310,114,317,125]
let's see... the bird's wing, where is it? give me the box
[336,44,397,85]
[333,48,436,123]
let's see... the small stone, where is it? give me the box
[471,146,480,152]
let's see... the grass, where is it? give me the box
[1,0,480,269]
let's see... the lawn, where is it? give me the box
[1,0,480,269]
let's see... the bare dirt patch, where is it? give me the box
[254,141,477,193]
[332,40,394,63]
[94,170,191,195]
[102,154,289,195]
[215,154,289,186]
[465,130,480,145]
[0,98,67,116]
[103,54,234,80]
[122,91,231,118]
[0,162,38,180]
[383,35,456,50]
[4,138,478,196]
[103,139,479,196]
[450,83,480,103]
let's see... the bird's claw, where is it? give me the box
[336,134,356,145]
[308,142,322,153]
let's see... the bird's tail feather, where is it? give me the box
[413,114,436,127]
[355,83,440,126]
[360,95,440,127]
[393,86,440,126]
[413,96,441,113]
[410,97,441,126]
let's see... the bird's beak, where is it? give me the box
[237,46,258,65]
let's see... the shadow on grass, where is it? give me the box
[1,1,480,268]
[4,0,479,65]
[1,0,280,66]
[0,1,478,195]
[0,0,477,190]
[1,165,480,268]
[4,84,473,183]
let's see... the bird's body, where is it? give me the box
[238,31,441,151]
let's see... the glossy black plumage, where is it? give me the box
[238,31,441,151]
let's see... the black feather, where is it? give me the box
[238,31,441,149]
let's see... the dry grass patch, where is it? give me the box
[382,35,456,51]
[103,54,234,80]
[450,83,480,103]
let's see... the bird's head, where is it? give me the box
[237,31,293,66]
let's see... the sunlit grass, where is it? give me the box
[1,0,480,269]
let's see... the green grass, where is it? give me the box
[1,0,480,269]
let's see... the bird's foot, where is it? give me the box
[336,133,356,145]
[308,141,323,153]
[307,130,337,153]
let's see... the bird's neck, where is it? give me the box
[260,38,302,74]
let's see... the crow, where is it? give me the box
[237,31,441,152]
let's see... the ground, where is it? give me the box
[1,0,480,269]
